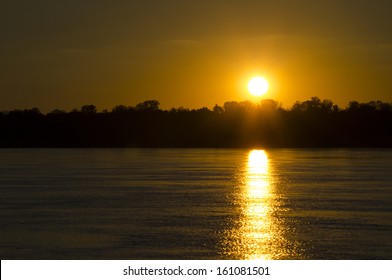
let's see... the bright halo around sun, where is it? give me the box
[248,77,269,97]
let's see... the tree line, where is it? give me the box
[1,97,391,147]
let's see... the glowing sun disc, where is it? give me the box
[248,77,269,96]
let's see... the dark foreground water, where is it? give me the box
[0,149,391,259]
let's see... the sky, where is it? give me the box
[1,0,392,112]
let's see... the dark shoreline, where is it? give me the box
[1,98,391,148]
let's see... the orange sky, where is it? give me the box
[1,0,392,112]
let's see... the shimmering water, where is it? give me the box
[0,149,391,259]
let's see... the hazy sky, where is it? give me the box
[1,0,392,111]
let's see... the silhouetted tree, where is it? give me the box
[49,109,66,115]
[136,100,160,111]
[112,105,134,113]
[347,101,360,112]
[81,105,97,114]
[213,104,224,114]
[260,99,281,111]
[26,107,42,115]
[223,101,241,113]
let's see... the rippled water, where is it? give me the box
[0,149,391,259]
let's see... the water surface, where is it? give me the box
[0,149,391,259]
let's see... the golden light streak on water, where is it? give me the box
[220,149,292,259]
[242,150,273,259]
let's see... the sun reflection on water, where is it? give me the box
[220,149,295,259]
[243,150,273,259]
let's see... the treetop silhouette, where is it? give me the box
[1,97,391,148]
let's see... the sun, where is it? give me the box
[248,77,269,96]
